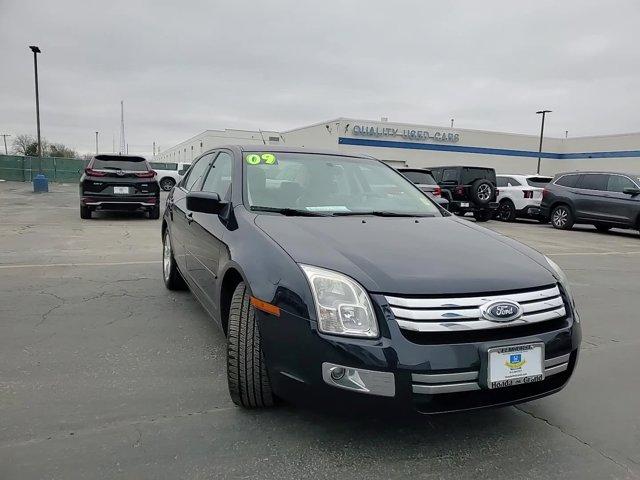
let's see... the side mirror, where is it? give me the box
[623,187,640,196]
[186,191,225,214]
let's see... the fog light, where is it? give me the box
[321,362,395,397]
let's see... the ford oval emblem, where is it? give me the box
[480,300,523,322]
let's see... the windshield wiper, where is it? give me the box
[250,206,331,217]
[332,211,435,217]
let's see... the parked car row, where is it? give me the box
[398,166,640,235]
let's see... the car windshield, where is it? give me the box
[244,152,441,216]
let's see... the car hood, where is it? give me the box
[254,215,556,295]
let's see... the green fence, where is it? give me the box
[0,155,88,183]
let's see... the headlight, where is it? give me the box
[545,256,576,310]
[300,265,379,338]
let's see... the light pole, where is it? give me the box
[536,110,551,174]
[1,134,10,154]
[29,45,48,192]
[95,131,99,155]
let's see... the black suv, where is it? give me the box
[540,171,640,233]
[79,155,160,219]
[430,166,498,221]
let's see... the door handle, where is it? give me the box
[186,212,193,224]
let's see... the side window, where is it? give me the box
[496,177,516,187]
[555,174,579,188]
[201,152,233,198]
[578,174,608,191]
[442,169,458,182]
[607,175,635,193]
[181,154,212,191]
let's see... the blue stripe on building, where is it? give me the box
[338,137,640,160]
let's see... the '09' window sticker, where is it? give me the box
[245,153,277,165]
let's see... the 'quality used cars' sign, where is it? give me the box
[352,125,460,143]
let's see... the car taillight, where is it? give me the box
[523,190,534,199]
[433,186,441,196]
[84,167,107,177]
[542,188,549,199]
[455,186,464,195]
[135,170,156,178]
[495,188,499,196]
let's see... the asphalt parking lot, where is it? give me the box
[0,181,639,480]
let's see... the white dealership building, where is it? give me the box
[156,118,640,175]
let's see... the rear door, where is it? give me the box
[573,173,608,221]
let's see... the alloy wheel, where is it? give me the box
[163,234,172,281]
[477,184,491,201]
[552,207,568,228]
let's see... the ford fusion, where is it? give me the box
[162,146,580,413]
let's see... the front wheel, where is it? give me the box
[227,282,274,409]
[551,205,574,230]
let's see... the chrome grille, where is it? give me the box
[386,285,566,332]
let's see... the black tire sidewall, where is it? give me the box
[498,200,516,222]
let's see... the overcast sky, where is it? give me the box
[2,0,640,156]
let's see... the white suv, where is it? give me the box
[150,162,191,191]
[495,174,553,221]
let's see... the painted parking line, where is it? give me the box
[547,251,640,256]
[0,260,161,269]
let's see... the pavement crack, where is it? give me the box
[514,406,634,475]
[36,291,67,326]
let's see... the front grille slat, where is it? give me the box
[386,285,566,332]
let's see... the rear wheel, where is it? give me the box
[162,230,187,290]
[148,204,160,219]
[470,180,494,205]
[160,177,176,191]
[595,223,611,233]
[473,210,492,222]
[551,205,574,230]
[80,205,92,219]
[497,200,516,222]
[227,282,274,409]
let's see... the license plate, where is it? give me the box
[487,343,544,389]
[114,186,129,194]
[460,202,470,208]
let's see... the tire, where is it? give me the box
[80,205,92,219]
[595,224,611,233]
[162,230,187,290]
[497,200,516,222]
[551,204,574,230]
[470,180,494,205]
[227,282,274,409]
[159,177,176,191]
[148,204,160,219]
[473,210,492,222]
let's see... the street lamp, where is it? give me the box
[536,110,551,175]
[29,45,48,192]
[95,131,99,155]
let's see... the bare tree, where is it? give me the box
[11,134,34,155]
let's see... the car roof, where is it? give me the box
[554,171,639,177]
[211,144,377,160]
[430,165,495,170]
[498,174,553,178]
[397,167,433,172]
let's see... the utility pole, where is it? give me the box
[153,141,156,158]
[119,100,126,155]
[450,119,454,128]
[95,131,99,155]
[1,134,10,154]
[536,110,552,175]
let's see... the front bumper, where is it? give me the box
[258,295,580,414]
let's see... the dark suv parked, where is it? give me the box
[79,155,160,219]
[430,166,498,221]
[162,146,579,414]
[540,171,640,233]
